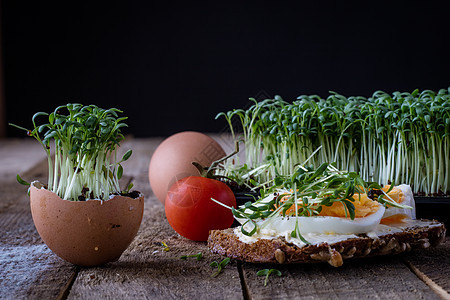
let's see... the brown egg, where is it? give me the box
[30,181,144,267]
[149,131,226,204]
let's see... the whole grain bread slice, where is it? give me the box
[207,219,446,267]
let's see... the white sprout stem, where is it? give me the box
[47,151,54,191]
[52,146,59,193]
[64,161,80,200]
[210,197,233,210]
[220,89,449,196]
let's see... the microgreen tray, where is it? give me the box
[415,196,449,234]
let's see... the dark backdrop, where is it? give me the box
[2,1,450,137]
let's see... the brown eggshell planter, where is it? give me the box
[30,181,144,267]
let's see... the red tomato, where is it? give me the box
[165,176,236,241]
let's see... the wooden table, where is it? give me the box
[1,136,449,300]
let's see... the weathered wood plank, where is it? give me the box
[69,201,243,299]
[0,149,77,299]
[2,138,449,299]
[67,189,243,299]
[119,137,164,177]
[107,138,448,300]
[241,255,442,300]
[0,137,143,299]
[68,138,244,299]
[403,237,450,299]
[0,138,48,182]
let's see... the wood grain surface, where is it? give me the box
[0,136,449,300]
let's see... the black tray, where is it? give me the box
[415,196,449,234]
[234,193,449,235]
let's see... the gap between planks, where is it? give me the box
[237,261,251,300]
[403,259,450,300]
[55,267,80,300]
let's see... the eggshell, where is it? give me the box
[29,181,144,267]
[149,131,226,204]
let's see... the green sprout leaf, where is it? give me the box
[125,183,134,193]
[117,165,123,180]
[216,87,450,197]
[122,149,132,161]
[10,104,130,201]
[210,257,231,278]
[257,268,282,286]
[180,252,203,261]
[16,174,30,186]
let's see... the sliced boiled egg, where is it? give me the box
[234,184,416,247]
[236,189,386,236]
[318,192,380,218]
[254,203,385,235]
[380,184,415,224]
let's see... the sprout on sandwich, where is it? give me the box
[212,162,413,245]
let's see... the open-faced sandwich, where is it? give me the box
[208,163,446,267]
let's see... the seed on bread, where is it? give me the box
[328,248,343,267]
[274,249,286,264]
[342,246,357,259]
[362,247,371,256]
[310,250,331,261]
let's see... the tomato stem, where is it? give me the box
[192,141,240,180]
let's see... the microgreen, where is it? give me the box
[217,88,450,196]
[16,174,30,186]
[10,104,131,201]
[124,183,134,193]
[210,257,231,277]
[230,163,412,242]
[257,268,282,286]
[180,252,203,261]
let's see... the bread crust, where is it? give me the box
[207,219,446,267]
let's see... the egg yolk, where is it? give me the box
[278,191,379,218]
[318,193,379,218]
[278,185,407,219]
[379,185,409,224]
[380,214,409,224]
[381,185,404,205]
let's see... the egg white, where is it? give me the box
[382,184,416,219]
[235,205,387,248]
[239,203,384,235]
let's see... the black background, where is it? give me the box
[2,1,450,137]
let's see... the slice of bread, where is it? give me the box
[207,219,446,267]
